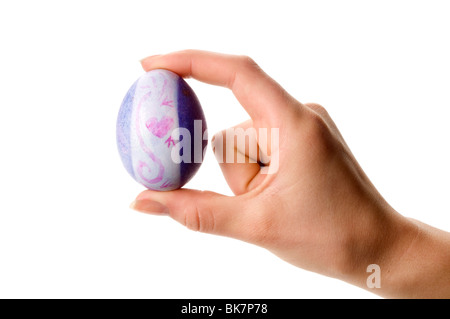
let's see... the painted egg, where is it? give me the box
[116,69,207,191]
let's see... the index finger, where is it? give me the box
[140,50,301,124]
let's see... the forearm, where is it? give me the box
[345,208,450,298]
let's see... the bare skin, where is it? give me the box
[131,50,450,298]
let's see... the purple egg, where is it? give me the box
[116,70,207,190]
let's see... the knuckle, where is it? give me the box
[183,205,200,232]
[307,111,330,139]
[303,111,340,156]
[309,113,329,137]
[227,55,260,89]
[307,103,328,117]
[238,55,259,70]
[311,110,328,128]
[183,192,215,233]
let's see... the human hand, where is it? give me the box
[132,50,450,298]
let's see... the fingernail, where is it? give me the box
[139,54,161,63]
[129,199,169,215]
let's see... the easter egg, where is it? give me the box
[116,69,207,191]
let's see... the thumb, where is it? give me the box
[131,189,250,239]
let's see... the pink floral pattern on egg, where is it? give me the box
[145,116,174,138]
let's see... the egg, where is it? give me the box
[116,69,207,191]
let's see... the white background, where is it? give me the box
[0,0,449,299]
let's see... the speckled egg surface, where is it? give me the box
[116,69,207,191]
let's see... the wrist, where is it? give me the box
[381,218,450,298]
[337,202,419,295]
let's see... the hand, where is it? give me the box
[133,50,450,298]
